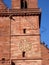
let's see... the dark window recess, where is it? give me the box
[21,0,27,9]
[22,51,25,57]
[23,29,26,33]
[11,61,15,65]
[2,58,5,63]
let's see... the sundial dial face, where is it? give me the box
[19,39,32,52]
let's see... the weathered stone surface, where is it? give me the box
[12,60,42,65]
[0,0,6,9]
[0,61,10,65]
[11,36,41,59]
[41,43,49,65]
[0,17,10,36]
[12,0,38,9]
[11,16,39,35]
[0,36,10,60]
[0,17,10,60]
[0,0,49,65]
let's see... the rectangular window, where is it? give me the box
[23,29,26,33]
[22,51,25,57]
[21,0,27,9]
[2,58,5,63]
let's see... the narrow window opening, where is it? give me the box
[11,61,15,65]
[25,0,27,8]
[21,0,27,9]
[2,58,5,63]
[23,29,26,33]
[22,51,25,57]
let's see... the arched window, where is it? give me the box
[21,0,27,9]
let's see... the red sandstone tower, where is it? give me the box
[11,0,41,65]
[0,0,42,65]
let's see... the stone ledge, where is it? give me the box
[0,8,41,16]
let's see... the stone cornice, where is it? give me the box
[0,8,41,28]
[0,8,41,16]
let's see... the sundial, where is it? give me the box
[19,39,32,51]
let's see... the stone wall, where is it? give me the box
[0,17,10,60]
[12,0,38,9]
[0,0,6,9]
[41,43,49,65]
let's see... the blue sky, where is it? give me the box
[3,0,49,48]
[38,0,49,48]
